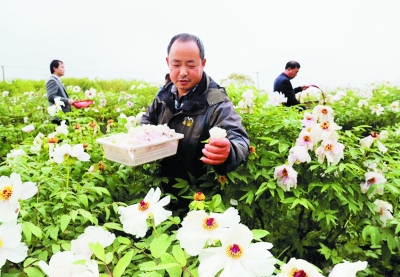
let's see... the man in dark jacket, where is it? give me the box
[273,61,309,107]
[140,33,250,183]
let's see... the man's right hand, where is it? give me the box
[69,99,76,105]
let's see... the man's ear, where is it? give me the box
[166,57,169,66]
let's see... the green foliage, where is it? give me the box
[0,79,399,276]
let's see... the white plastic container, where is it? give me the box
[96,133,184,167]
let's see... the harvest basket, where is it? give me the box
[96,133,184,167]
[299,85,326,109]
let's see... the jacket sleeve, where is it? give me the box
[280,79,300,106]
[140,97,161,125]
[208,100,250,175]
[46,79,69,106]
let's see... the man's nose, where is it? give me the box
[179,66,188,76]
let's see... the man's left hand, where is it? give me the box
[201,138,231,165]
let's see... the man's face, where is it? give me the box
[287,67,299,79]
[53,62,65,77]
[166,40,206,97]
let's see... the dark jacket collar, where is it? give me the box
[157,72,220,113]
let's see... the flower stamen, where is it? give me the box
[138,200,149,211]
[226,244,243,259]
[0,186,13,201]
[203,217,218,230]
[289,268,308,277]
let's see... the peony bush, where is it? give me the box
[0,78,399,276]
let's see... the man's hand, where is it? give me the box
[69,99,76,105]
[201,138,231,165]
[301,85,309,91]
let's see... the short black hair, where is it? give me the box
[285,61,300,70]
[165,73,170,80]
[167,33,205,60]
[50,60,63,74]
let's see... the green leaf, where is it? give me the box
[78,209,94,223]
[150,234,171,258]
[172,245,186,266]
[89,242,106,262]
[21,222,33,244]
[41,167,53,176]
[24,267,44,277]
[252,229,270,241]
[113,250,134,277]
[105,252,114,264]
[117,236,132,245]
[60,214,71,232]
[23,258,38,267]
[78,194,89,208]
[103,222,123,231]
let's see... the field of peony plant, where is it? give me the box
[0,77,399,276]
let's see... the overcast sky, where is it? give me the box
[1,0,400,91]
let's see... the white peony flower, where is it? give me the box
[373,199,393,227]
[52,143,90,164]
[30,132,45,153]
[276,257,324,277]
[85,88,97,99]
[379,130,389,141]
[118,187,172,238]
[177,207,241,256]
[0,221,29,267]
[329,260,368,277]
[72,86,81,92]
[295,129,314,150]
[71,226,116,259]
[357,99,368,108]
[0,173,37,222]
[265,91,287,106]
[312,105,335,123]
[38,251,99,277]
[55,120,69,136]
[6,149,26,159]
[198,224,276,277]
[288,146,311,166]
[315,139,345,166]
[310,121,341,144]
[274,164,298,192]
[371,104,384,116]
[21,124,35,132]
[389,101,399,112]
[302,112,316,128]
[360,171,386,195]
[209,127,227,139]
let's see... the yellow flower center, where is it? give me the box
[0,186,13,201]
[306,127,312,132]
[194,192,205,201]
[203,217,218,230]
[321,122,330,130]
[226,244,243,259]
[138,200,149,211]
[0,238,3,248]
[289,268,308,277]
[324,144,334,151]
[306,115,312,120]
[303,135,311,142]
[322,108,328,114]
[218,175,227,184]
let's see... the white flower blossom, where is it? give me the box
[209,127,227,139]
[177,208,241,256]
[0,173,37,222]
[373,199,393,227]
[276,257,324,277]
[118,187,172,238]
[288,146,311,166]
[21,124,35,132]
[71,226,116,259]
[198,224,276,277]
[274,165,298,191]
[329,260,368,277]
[0,221,29,267]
